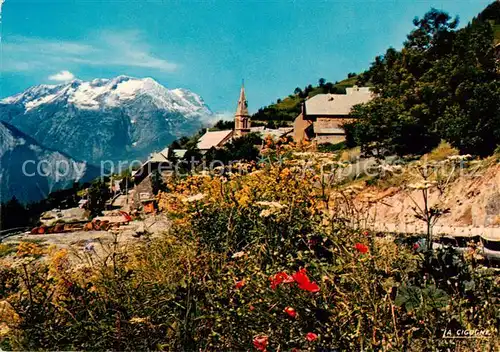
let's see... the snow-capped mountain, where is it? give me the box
[0,121,100,203]
[0,76,213,165]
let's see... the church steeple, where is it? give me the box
[235,82,249,117]
[234,80,251,137]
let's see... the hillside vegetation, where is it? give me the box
[346,4,500,157]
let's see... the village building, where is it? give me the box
[293,86,373,145]
[233,83,251,138]
[132,147,187,183]
[248,126,294,140]
[197,83,252,152]
[197,129,234,151]
[197,82,293,152]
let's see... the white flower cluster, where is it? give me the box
[378,164,403,173]
[447,154,472,161]
[256,201,287,218]
[408,180,437,190]
[183,193,205,203]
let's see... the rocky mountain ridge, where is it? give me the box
[0,121,100,203]
[0,75,213,166]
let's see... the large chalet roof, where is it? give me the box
[197,130,233,150]
[304,87,373,117]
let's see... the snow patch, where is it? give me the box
[29,144,42,153]
[2,75,213,117]
[67,82,109,110]
[25,94,58,111]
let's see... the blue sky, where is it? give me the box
[0,0,493,115]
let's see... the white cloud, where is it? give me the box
[214,111,234,121]
[201,111,233,126]
[48,70,75,82]
[2,30,178,73]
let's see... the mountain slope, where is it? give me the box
[0,76,213,166]
[0,121,100,203]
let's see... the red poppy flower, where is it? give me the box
[355,243,369,254]
[270,272,294,290]
[413,243,420,250]
[307,238,319,246]
[306,332,318,342]
[292,268,320,293]
[284,306,297,318]
[253,335,269,351]
[362,230,370,236]
[249,305,255,311]
[235,280,246,289]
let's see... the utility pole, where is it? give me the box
[126,176,129,204]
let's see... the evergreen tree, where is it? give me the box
[87,180,111,217]
[0,197,28,230]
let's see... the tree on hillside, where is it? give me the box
[318,78,326,87]
[206,133,261,164]
[0,197,28,230]
[87,180,111,217]
[169,136,190,150]
[212,120,234,131]
[304,84,314,96]
[294,87,303,96]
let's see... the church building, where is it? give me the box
[197,82,293,152]
[234,84,251,137]
[197,83,251,152]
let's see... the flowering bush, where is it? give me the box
[0,161,497,351]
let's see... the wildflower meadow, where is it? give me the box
[0,142,498,351]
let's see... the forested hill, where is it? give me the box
[254,1,500,157]
[345,2,500,157]
[251,75,361,127]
